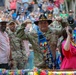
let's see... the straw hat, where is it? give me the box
[0,18,8,25]
[23,19,32,24]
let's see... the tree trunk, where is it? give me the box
[64,0,68,13]
[69,0,75,19]
[73,0,75,19]
[75,0,76,18]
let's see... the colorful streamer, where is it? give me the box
[0,69,76,75]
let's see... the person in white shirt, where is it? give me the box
[0,21,12,69]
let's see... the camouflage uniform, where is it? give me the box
[7,29,27,69]
[16,22,62,69]
[33,28,62,68]
[16,24,43,67]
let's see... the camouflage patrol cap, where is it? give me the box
[8,21,16,25]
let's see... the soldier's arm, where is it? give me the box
[49,25,62,35]
[16,26,42,54]
[49,25,62,31]
[16,30,27,40]
[16,25,29,40]
[27,33,41,53]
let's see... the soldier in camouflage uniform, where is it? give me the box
[7,21,27,69]
[16,14,62,69]
[16,19,36,69]
[33,14,62,69]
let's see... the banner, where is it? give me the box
[0,69,76,75]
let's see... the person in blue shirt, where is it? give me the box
[11,10,17,20]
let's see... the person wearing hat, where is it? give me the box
[66,10,74,26]
[7,21,28,69]
[23,19,35,69]
[69,10,74,18]
[33,14,62,69]
[0,21,12,69]
[16,19,35,69]
[67,16,76,29]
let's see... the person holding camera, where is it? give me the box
[60,26,76,70]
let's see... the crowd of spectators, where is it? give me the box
[0,0,66,30]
